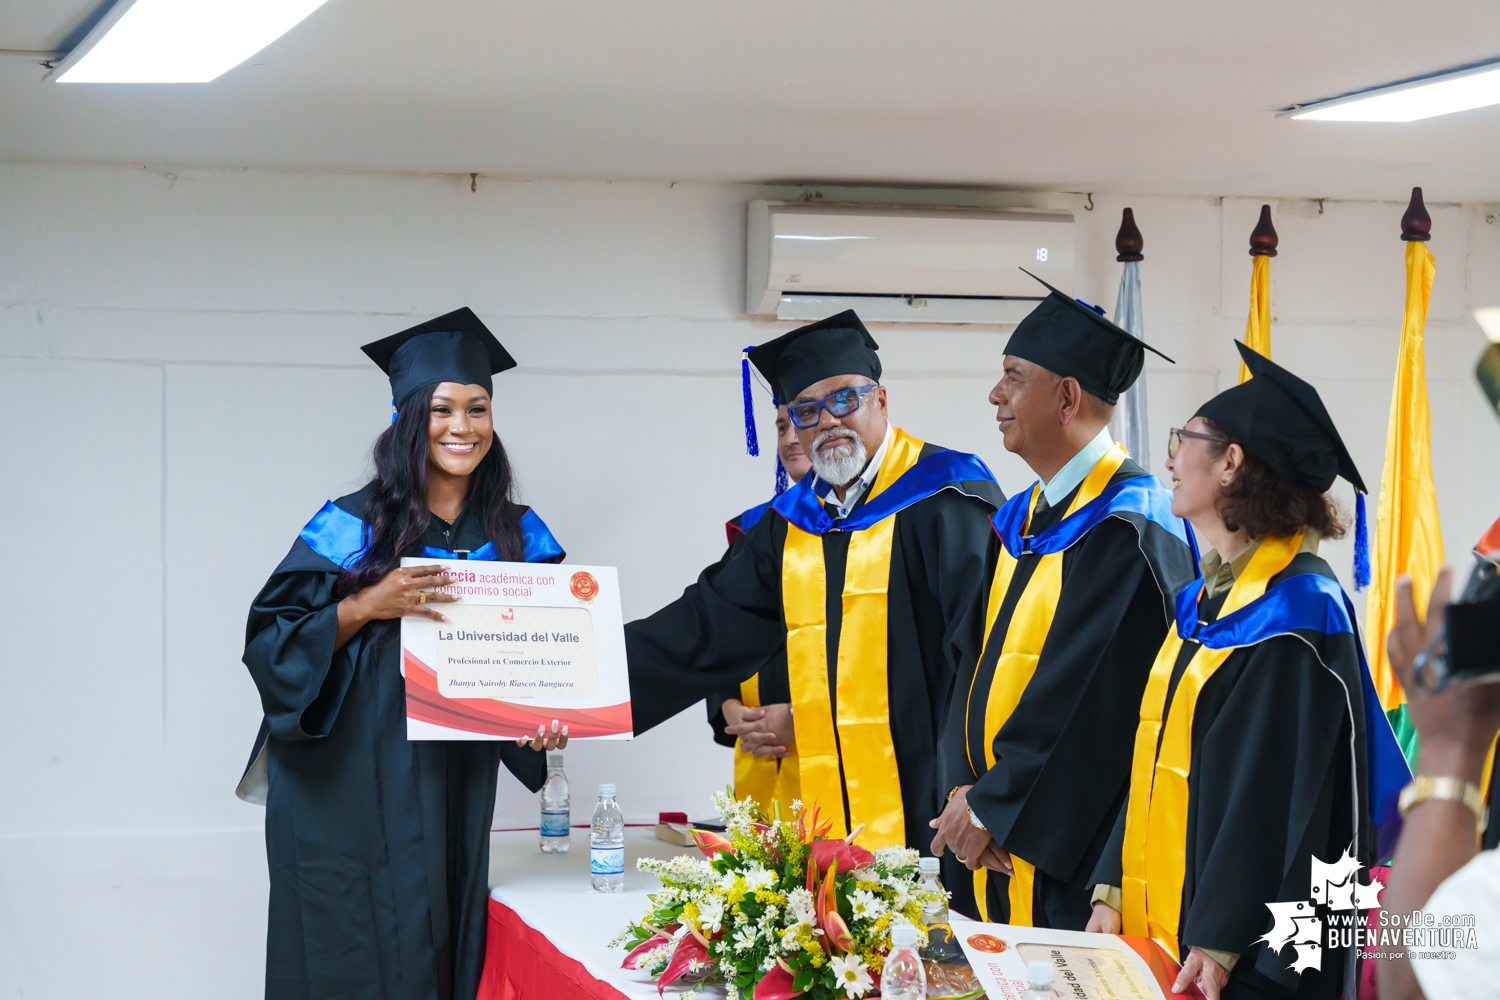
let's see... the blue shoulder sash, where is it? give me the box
[991,474,1197,559]
[737,498,775,535]
[298,501,564,568]
[770,448,997,536]
[1175,572,1412,861]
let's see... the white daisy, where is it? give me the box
[744,866,777,892]
[848,889,884,921]
[829,953,874,999]
[697,896,725,935]
[732,926,758,952]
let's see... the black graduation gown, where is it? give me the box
[243,485,561,1000]
[705,511,791,749]
[1092,553,1368,1000]
[627,441,1004,852]
[945,458,1198,928]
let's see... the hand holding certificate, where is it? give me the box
[399,558,633,741]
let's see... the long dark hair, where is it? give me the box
[1200,418,1349,541]
[336,384,525,597]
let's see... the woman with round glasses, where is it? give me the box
[1086,343,1398,1000]
[238,309,567,1000]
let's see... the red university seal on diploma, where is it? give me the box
[570,571,599,602]
[966,934,1008,954]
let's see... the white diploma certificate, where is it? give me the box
[399,558,632,741]
[957,922,1203,1000]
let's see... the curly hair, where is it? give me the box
[1200,418,1349,540]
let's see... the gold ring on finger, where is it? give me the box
[417,592,427,604]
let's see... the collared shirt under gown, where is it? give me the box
[243,485,562,1000]
[626,441,1004,853]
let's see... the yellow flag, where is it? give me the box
[1366,240,1443,760]
[1239,255,1272,383]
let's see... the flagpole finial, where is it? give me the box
[1249,204,1279,257]
[1115,207,1144,262]
[1401,187,1432,242]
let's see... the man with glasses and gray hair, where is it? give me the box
[626,310,1004,868]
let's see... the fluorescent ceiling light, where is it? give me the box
[53,0,331,83]
[1474,308,1500,344]
[1283,59,1500,122]
[774,235,874,241]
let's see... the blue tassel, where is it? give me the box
[391,398,399,424]
[775,454,790,495]
[1353,491,1371,591]
[741,352,760,457]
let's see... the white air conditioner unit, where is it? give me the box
[746,201,1075,324]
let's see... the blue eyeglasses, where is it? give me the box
[786,384,881,429]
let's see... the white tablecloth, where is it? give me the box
[488,828,726,998]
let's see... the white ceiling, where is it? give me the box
[5,1,1500,200]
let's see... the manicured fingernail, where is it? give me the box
[561,726,568,737]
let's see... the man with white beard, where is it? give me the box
[626,311,1005,870]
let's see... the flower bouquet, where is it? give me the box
[613,790,948,999]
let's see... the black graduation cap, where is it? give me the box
[1195,341,1367,495]
[1004,268,1175,405]
[360,307,516,405]
[746,310,881,403]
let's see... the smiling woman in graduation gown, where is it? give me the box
[239,309,566,1000]
[1088,343,1409,1000]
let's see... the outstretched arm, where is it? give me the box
[625,516,788,735]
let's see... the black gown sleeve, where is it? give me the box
[244,567,360,741]
[704,533,750,748]
[1181,633,1354,973]
[1090,800,1129,891]
[913,491,1005,734]
[967,517,1174,883]
[626,512,789,735]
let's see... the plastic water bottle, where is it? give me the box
[1025,959,1056,999]
[917,856,947,920]
[881,922,927,999]
[539,752,569,853]
[590,783,625,893]
[916,857,959,961]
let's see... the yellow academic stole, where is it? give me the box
[781,427,926,849]
[733,672,802,813]
[968,444,1128,924]
[1120,533,1304,958]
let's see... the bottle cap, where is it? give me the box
[598,782,616,796]
[546,751,564,766]
[918,856,940,876]
[1026,960,1055,990]
[890,922,917,949]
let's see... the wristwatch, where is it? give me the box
[1398,776,1487,834]
[967,807,987,832]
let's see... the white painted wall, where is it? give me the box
[1,164,1497,999]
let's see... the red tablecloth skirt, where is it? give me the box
[476,896,628,1000]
